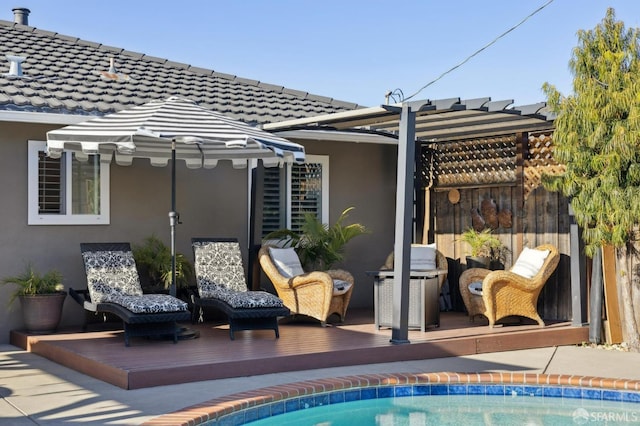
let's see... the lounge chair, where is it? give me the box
[458,244,560,327]
[258,245,354,326]
[72,242,191,346]
[191,238,290,339]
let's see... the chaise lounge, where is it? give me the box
[191,238,290,339]
[72,242,191,346]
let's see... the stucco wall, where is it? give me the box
[299,139,398,310]
[0,121,252,343]
[0,122,400,343]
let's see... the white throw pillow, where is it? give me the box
[510,247,550,279]
[410,244,437,270]
[268,247,304,278]
[333,279,352,296]
[468,281,483,296]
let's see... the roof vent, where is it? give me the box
[99,57,130,81]
[12,7,30,25]
[5,55,26,77]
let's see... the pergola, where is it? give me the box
[264,97,579,343]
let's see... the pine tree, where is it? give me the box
[542,8,640,351]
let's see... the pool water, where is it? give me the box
[245,394,640,425]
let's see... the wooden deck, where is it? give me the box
[10,309,588,390]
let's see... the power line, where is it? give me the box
[400,0,555,103]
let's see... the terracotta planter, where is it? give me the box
[19,292,66,334]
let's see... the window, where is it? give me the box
[261,155,328,237]
[28,140,110,225]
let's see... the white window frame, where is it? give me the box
[28,140,110,225]
[255,154,329,239]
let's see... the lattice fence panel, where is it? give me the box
[432,135,517,188]
[420,132,565,199]
[524,132,565,199]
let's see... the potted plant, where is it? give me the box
[264,207,369,270]
[132,235,194,295]
[1,264,66,334]
[459,227,507,270]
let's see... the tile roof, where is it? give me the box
[0,20,361,124]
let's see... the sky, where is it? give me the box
[9,1,640,108]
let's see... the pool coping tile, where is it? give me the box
[141,373,640,425]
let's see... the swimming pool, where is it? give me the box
[243,388,639,425]
[247,395,640,426]
[144,372,640,425]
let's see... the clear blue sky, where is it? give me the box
[10,1,640,107]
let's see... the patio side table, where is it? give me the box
[367,269,446,332]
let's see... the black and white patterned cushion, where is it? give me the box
[82,249,188,313]
[193,241,285,308]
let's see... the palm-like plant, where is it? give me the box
[265,207,368,270]
[459,227,504,260]
[132,235,193,291]
[1,264,64,305]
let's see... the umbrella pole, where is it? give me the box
[169,142,177,298]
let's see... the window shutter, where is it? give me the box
[260,158,326,239]
[262,167,285,236]
[38,151,62,214]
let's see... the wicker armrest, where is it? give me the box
[458,267,491,300]
[483,270,540,295]
[289,271,333,288]
[461,268,492,284]
[326,269,354,285]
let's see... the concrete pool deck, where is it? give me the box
[2,343,640,425]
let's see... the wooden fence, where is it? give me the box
[422,131,574,321]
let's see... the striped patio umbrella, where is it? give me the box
[46,96,304,168]
[46,96,305,297]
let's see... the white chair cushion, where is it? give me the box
[410,244,437,270]
[468,281,483,296]
[510,247,550,279]
[333,279,352,296]
[268,247,304,278]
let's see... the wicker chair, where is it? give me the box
[458,244,560,327]
[258,245,354,326]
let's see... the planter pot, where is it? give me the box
[489,260,505,271]
[19,292,66,334]
[466,256,490,269]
